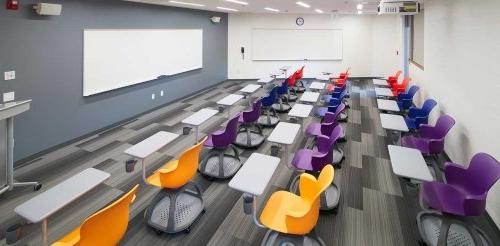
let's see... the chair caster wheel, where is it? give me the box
[332,207,339,215]
[418,239,427,246]
[34,184,42,191]
[155,229,163,235]
[185,227,191,233]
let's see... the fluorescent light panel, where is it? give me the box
[314,9,323,13]
[296,1,310,8]
[224,0,248,5]
[169,1,204,7]
[264,7,279,12]
[217,6,239,11]
[357,3,363,10]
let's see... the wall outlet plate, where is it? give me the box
[4,71,15,80]
[151,93,155,100]
[3,92,15,102]
[160,90,164,96]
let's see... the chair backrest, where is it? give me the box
[77,184,139,245]
[277,79,288,94]
[421,99,437,117]
[312,125,342,170]
[262,86,278,106]
[299,165,334,203]
[213,113,240,146]
[464,153,500,195]
[432,114,455,139]
[400,77,411,88]
[407,85,419,98]
[159,137,206,188]
[287,73,297,87]
[242,98,262,122]
[393,70,402,79]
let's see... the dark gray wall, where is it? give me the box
[0,0,228,161]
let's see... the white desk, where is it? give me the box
[288,103,313,129]
[380,113,409,144]
[375,87,394,98]
[377,99,400,112]
[229,153,280,196]
[124,131,180,181]
[268,122,301,165]
[309,82,326,91]
[388,145,433,182]
[316,74,331,81]
[299,91,320,104]
[270,71,284,78]
[257,77,274,87]
[373,79,389,86]
[15,168,110,246]
[182,108,219,144]
[240,84,261,93]
[217,94,244,117]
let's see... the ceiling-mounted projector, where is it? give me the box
[378,0,420,15]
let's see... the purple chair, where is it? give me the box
[234,98,265,148]
[288,125,343,212]
[199,113,242,179]
[305,106,346,142]
[417,153,500,246]
[401,115,455,155]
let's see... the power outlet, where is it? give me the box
[4,71,16,80]
[151,93,155,100]
[3,91,15,102]
[160,90,164,96]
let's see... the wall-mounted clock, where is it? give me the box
[296,17,304,26]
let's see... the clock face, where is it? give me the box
[296,17,304,26]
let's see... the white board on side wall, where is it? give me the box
[83,29,203,96]
[251,28,342,61]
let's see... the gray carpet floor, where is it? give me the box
[0,79,498,246]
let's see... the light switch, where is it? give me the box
[4,71,16,80]
[151,93,155,100]
[3,91,15,102]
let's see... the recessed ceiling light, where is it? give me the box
[296,1,311,8]
[225,0,248,5]
[264,7,279,12]
[315,9,323,13]
[357,3,363,10]
[357,10,363,14]
[217,6,239,11]
[169,1,205,7]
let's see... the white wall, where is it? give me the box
[414,0,500,227]
[228,13,400,79]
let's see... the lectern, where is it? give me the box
[0,100,41,195]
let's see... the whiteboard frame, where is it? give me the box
[251,28,343,61]
[83,29,203,97]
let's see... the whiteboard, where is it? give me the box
[251,29,342,61]
[83,29,203,96]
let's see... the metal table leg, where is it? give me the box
[42,219,48,246]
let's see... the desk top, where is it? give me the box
[309,82,326,90]
[0,100,32,121]
[228,153,280,196]
[316,75,331,81]
[182,108,219,126]
[268,122,301,145]
[289,103,314,118]
[299,91,320,103]
[373,80,388,86]
[15,168,110,223]
[388,145,433,182]
[380,113,409,132]
[124,131,180,159]
[257,77,274,83]
[377,99,400,112]
[240,84,261,93]
[375,87,394,97]
[217,94,244,106]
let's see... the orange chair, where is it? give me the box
[258,165,334,245]
[144,137,206,234]
[51,185,139,246]
[391,77,411,96]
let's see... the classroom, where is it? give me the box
[0,0,499,245]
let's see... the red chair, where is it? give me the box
[339,67,351,80]
[286,74,299,101]
[387,70,402,87]
[293,66,306,93]
[391,77,411,96]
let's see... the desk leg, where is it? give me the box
[284,144,289,166]
[195,126,199,145]
[141,158,146,182]
[227,106,230,118]
[42,219,48,246]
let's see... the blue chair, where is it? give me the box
[397,85,419,110]
[258,86,280,127]
[405,99,437,130]
[315,90,348,120]
[321,81,350,108]
[272,79,292,112]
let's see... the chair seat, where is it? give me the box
[401,136,430,154]
[422,182,469,216]
[305,123,322,137]
[314,107,328,117]
[405,117,417,129]
[51,227,81,246]
[260,191,309,235]
[291,149,315,171]
[146,160,179,188]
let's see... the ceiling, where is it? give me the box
[124,0,382,14]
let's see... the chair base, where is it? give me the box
[292,86,306,94]
[332,148,345,168]
[272,103,291,113]
[417,211,493,246]
[257,115,280,127]
[199,146,243,179]
[261,230,326,246]
[145,183,204,234]
[338,111,348,122]
[233,126,265,149]
[289,174,341,212]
